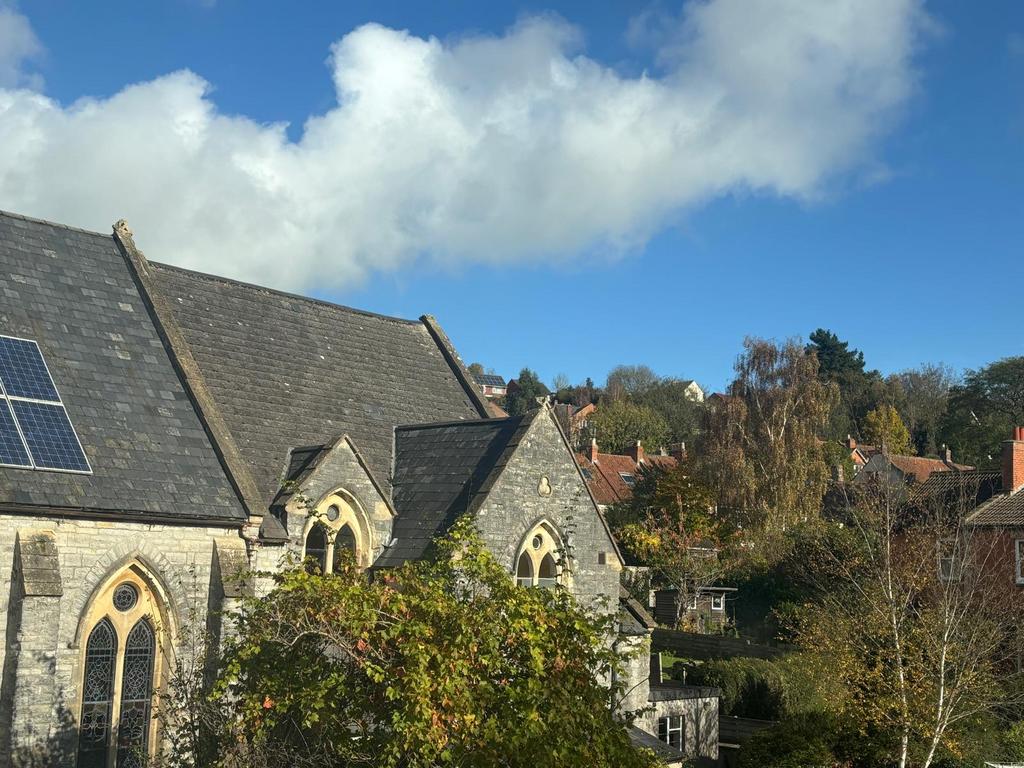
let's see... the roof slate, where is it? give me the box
[148,262,487,505]
[377,415,531,566]
[0,211,245,522]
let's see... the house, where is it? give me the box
[0,210,703,766]
[846,436,971,482]
[575,438,681,511]
[618,589,719,766]
[680,380,705,403]
[965,427,1024,586]
[472,372,507,398]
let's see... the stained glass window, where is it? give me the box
[116,619,155,768]
[77,619,116,768]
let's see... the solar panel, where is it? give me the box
[0,335,90,473]
[0,399,31,468]
[0,336,60,400]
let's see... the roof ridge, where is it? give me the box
[0,208,111,239]
[150,260,424,326]
[395,416,518,432]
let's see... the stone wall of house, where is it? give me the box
[640,690,720,762]
[613,631,651,718]
[474,411,621,615]
[0,514,243,768]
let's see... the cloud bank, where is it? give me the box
[0,1,928,290]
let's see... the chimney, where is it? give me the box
[845,434,857,450]
[669,442,686,462]
[589,437,599,463]
[1003,427,1024,494]
[941,444,953,466]
[627,440,644,465]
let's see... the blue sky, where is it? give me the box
[3,1,1023,392]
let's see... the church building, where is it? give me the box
[0,209,714,767]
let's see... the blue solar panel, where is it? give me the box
[10,400,90,472]
[0,337,60,401]
[0,399,31,468]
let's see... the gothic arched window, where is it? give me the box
[304,524,328,573]
[303,493,372,574]
[514,521,566,589]
[78,619,116,768]
[332,524,357,572]
[117,619,156,768]
[76,565,166,768]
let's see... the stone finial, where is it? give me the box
[113,219,133,237]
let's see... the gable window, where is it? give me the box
[302,493,371,574]
[619,472,636,487]
[514,521,566,589]
[711,593,725,611]
[658,714,684,751]
[77,565,166,768]
[1016,540,1024,585]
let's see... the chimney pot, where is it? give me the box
[589,437,599,463]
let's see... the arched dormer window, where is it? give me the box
[302,492,372,574]
[76,564,168,768]
[514,521,567,589]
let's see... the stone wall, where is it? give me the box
[474,410,622,614]
[0,514,243,767]
[641,688,720,762]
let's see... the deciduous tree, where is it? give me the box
[863,403,912,456]
[590,399,668,454]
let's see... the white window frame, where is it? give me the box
[1016,540,1024,585]
[658,714,684,751]
[687,593,698,610]
[937,538,960,582]
[711,593,725,611]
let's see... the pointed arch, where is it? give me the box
[514,519,569,589]
[303,523,328,573]
[301,487,374,573]
[75,562,171,767]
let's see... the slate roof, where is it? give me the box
[148,262,488,506]
[377,413,535,566]
[0,211,245,523]
[628,726,685,765]
[967,488,1024,526]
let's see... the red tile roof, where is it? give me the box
[574,449,678,507]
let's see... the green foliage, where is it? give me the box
[940,355,1024,467]
[505,367,550,416]
[590,398,668,454]
[888,364,957,456]
[189,522,657,768]
[634,379,704,445]
[863,404,912,456]
[739,711,889,768]
[807,328,890,439]
[605,364,659,399]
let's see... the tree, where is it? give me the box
[793,480,1024,768]
[634,379,704,446]
[610,461,731,628]
[940,356,1024,467]
[807,328,888,439]
[505,367,550,416]
[167,523,659,768]
[467,361,485,377]
[699,337,837,537]
[605,365,659,401]
[863,404,912,456]
[589,399,668,454]
[889,364,957,456]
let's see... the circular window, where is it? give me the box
[112,583,139,612]
[325,504,340,522]
[532,534,543,550]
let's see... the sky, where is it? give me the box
[0,1,1021,393]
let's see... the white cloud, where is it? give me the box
[0,6,42,90]
[0,1,929,291]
